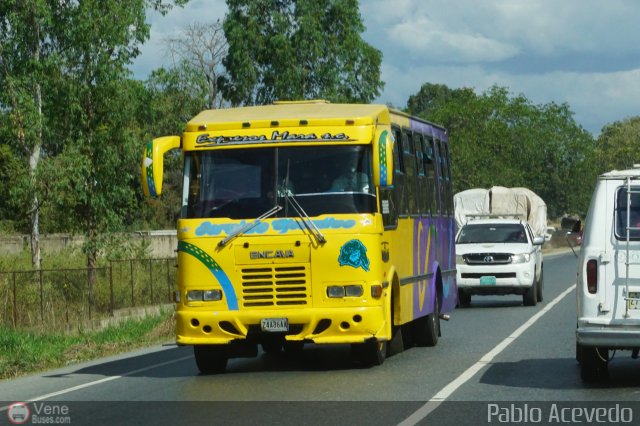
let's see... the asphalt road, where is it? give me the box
[2,250,640,426]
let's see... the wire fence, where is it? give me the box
[0,258,176,330]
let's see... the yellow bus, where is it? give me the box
[142,101,457,373]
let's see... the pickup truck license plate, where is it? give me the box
[480,276,497,286]
[261,318,289,332]
[627,292,640,310]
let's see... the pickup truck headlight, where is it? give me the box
[511,253,531,263]
[455,255,466,265]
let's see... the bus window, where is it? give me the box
[402,129,417,216]
[423,135,436,215]
[415,133,427,215]
[392,126,404,174]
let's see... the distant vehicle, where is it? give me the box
[576,166,640,382]
[549,215,582,249]
[455,218,545,306]
[544,226,556,242]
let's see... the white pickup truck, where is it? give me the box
[455,217,545,306]
[454,187,548,307]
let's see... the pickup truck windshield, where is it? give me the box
[457,223,528,244]
[182,145,375,219]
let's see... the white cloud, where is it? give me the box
[388,17,520,63]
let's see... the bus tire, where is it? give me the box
[353,339,386,367]
[194,345,228,374]
[413,295,440,347]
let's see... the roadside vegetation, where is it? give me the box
[0,311,174,380]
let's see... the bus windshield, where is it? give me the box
[182,145,376,219]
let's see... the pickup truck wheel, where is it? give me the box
[458,290,471,307]
[536,266,544,302]
[194,345,228,374]
[523,277,537,306]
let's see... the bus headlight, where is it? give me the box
[187,290,203,301]
[327,285,364,298]
[187,289,222,301]
[327,286,345,298]
[345,285,363,297]
[203,289,222,301]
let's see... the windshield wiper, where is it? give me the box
[218,205,283,247]
[284,191,326,245]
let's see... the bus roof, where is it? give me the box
[186,102,391,132]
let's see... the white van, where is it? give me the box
[576,167,640,381]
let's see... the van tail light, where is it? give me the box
[586,259,597,294]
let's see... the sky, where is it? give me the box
[132,0,640,136]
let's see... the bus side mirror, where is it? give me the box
[141,136,181,198]
[373,128,394,188]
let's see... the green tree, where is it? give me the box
[407,83,596,218]
[595,116,640,173]
[137,65,210,229]
[0,0,55,267]
[164,21,228,109]
[37,0,188,273]
[222,0,383,105]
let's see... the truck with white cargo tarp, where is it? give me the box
[453,186,547,237]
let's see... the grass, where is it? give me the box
[0,310,175,380]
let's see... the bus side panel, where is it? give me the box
[411,216,457,319]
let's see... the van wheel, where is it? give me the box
[579,345,608,382]
[523,278,537,306]
[352,339,386,367]
[413,295,440,347]
[194,345,228,374]
[536,267,544,302]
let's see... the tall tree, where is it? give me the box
[38,0,188,274]
[595,116,640,173]
[407,83,596,218]
[164,21,228,109]
[0,0,53,268]
[222,0,383,105]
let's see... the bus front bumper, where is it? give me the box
[175,305,389,346]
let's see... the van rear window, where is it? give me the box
[614,186,640,240]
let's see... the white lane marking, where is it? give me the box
[0,355,192,411]
[398,284,577,426]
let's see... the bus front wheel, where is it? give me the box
[194,345,228,374]
[352,339,386,367]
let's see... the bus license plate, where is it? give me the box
[261,318,289,332]
[627,292,640,310]
[480,276,496,286]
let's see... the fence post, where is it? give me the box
[166,259,171,302]
[130,259,134,307]
[149,258,153,304]
[12,272,17,328]
[39,269,44,325]
[64,270,69,325]
[109,265,114,316]
[87,268,92,321]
